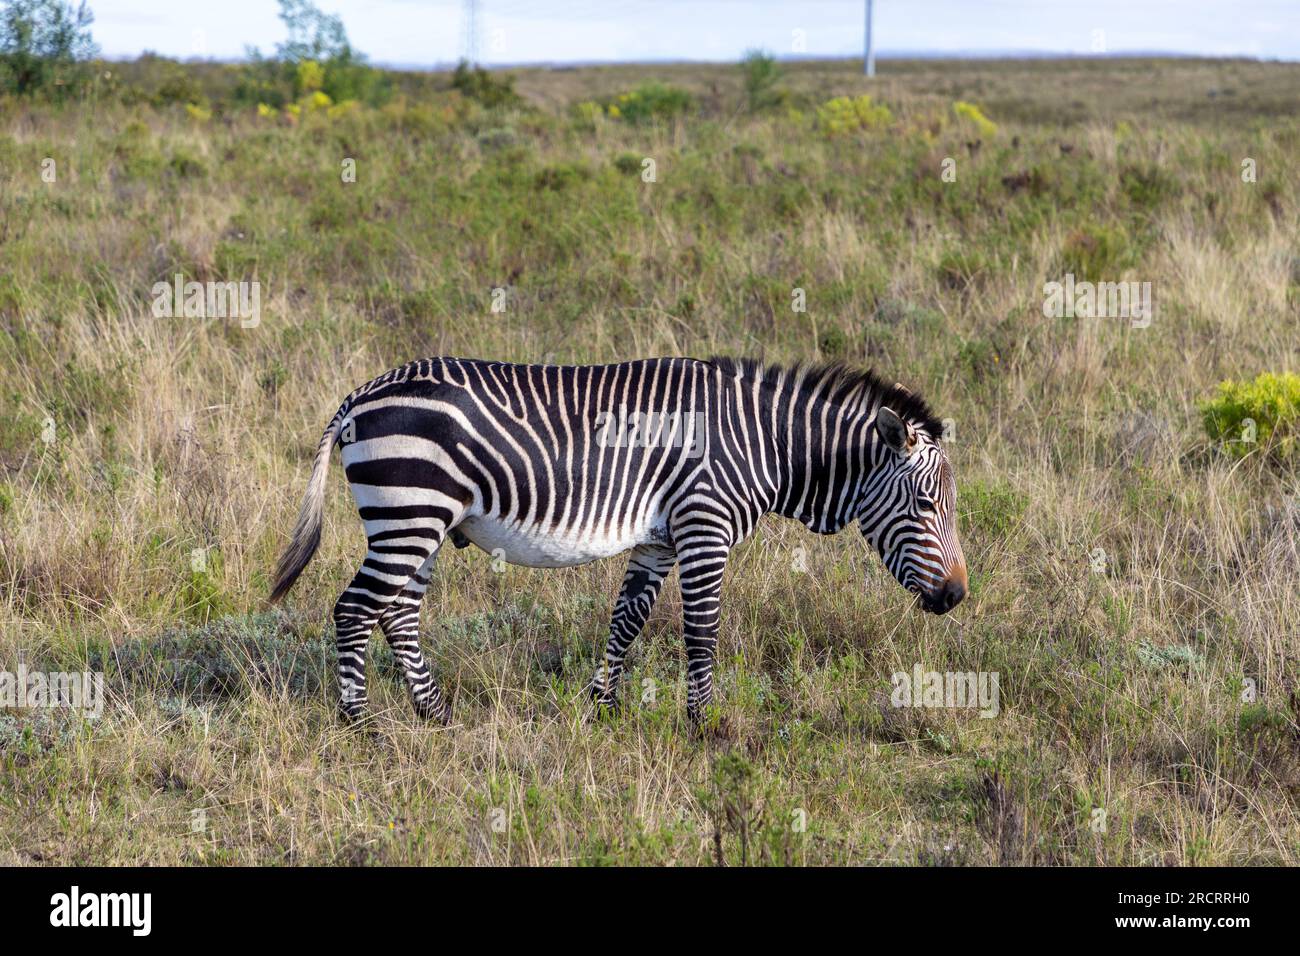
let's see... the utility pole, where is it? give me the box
[863,0,875,76]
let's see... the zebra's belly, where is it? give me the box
[456,515,653,568]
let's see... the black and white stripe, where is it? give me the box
[270,356,967,724]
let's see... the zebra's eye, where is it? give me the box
[916,496,936,512]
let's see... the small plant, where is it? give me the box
[451,60,521,108]
[739,49,782,111]
[573,100,604,125]
[696,752,766,866]
[1200,372,1300,462]
[953,100,997,137]
[1060,224,1134,282]
[816,94,892,137]
[1120,163,1181,210]
[612,152,642,176]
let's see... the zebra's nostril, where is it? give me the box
[922,578,965,614]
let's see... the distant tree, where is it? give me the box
[275,0,351,63]
[235,0,388,107]
[0,0,97,96]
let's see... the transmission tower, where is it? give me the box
[462,0,481,66]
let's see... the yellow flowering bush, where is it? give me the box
[1201,372,1300,461]
[953,100,996,137]
[296,59,325,94]
[574,100,605,124]
[184,102,211,123]
[816,94,893,136]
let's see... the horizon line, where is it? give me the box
[108,50,1300,72]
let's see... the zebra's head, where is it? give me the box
[859,405,967,615]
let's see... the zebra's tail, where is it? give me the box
[269,404,348,604]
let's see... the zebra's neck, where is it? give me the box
[717,360,884,534]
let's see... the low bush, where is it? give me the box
[1200,371,1300,462]
[816,94,892,136]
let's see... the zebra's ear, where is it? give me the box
[876,406,916,456]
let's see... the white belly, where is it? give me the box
[456,516,650,568]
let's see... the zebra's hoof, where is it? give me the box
[689,711,733,744]
[413,696,452,725]
[338,698,368,723]
[589,683,621,718]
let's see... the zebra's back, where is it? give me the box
[340,356,720,567]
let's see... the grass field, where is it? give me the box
[0,55,1297,865]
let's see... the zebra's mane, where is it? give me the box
[707,356,945,440]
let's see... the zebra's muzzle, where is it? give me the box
[918,577,965,615]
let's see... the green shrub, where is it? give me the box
[739,49,782,111]
[534,161,590,192]
[1060,224,1134,282]
[475,126,517,150]
[151,61,205,107]
[816,94,892,136]
[167,149,206,179]
[451,60,520,109]
[1200,372,1300,461]
[572,100,604,126]
[608,82,693,124]
[1120,163,1181,210]
[90,611,330,702]
[612,152,643,176]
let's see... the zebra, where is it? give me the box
[269,356,967,726]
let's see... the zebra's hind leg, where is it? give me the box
[333,573,407,722]
[590,544,675,714]
[377,549,452,724]
[333,524,448,722]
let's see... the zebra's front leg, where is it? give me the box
[675,531,731,728]
[378,549,452,724]
[590,544,675,713]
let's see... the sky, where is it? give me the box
[89,0,1300,67]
